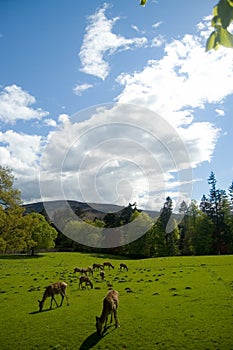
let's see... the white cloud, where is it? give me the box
[215,109,225,117]
[43,118,57,127]
[0,130,42,171]
[151,34,165,47]
[152,21,162,29]
[131,25,140,32]
[79,3,147,80]
[0,85,49,124]
[73,83,93,96]
[0,130,44,202]
[114,21,233,172]
[39,103,193,211]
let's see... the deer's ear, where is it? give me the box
[38,300,40,303]
[96,316,98,321]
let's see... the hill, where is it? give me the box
[22,200,160,221]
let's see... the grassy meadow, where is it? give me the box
[0,252,233,350]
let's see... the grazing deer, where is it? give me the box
[74,267,87,275]
[100,270,105,280]
[38,282,69,312]
[120,263,128,271]
[103,262,114,270]
[86,266,93,276]
[96,290,119,336]
[79,276,93,289]
[93,263,104,271]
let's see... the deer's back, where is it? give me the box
[104,290,119,312]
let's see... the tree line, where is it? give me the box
[53,171,233,258]
[0,166,57,255]
[0,165,233,257]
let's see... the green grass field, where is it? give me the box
[0,252,233,350]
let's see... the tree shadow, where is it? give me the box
[0,254,44,260]
[79,326,116,350]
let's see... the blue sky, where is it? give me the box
[0,0,233,212]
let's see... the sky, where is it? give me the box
[0,0,233,213]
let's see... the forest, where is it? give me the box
[1,165,233,257]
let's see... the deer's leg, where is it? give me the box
[65,293,69,306]
[50,295,58,309]
[60,293,64,307]
[104,315,108,331]
[113,309,119,327]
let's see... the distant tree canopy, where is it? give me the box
[0,166,57,254]
[140,0,233,51]
[1,165,233,258]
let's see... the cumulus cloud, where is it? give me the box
[0,130,42,171]
[114,20,233,172]
[79,3,147,80]
[0,129,44,202]
[43,118,57,127]
[73,83,93,96]
[0,85,49,124]
[39,103,193,211]
[215,109,225,117]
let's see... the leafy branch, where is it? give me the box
[206,0,233,51]
[140,0,233,51]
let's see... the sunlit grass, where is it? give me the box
[0,253,233,349]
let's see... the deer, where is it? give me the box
[93,263,104,271]
[120,263,128,271]
[38,281,69,312]
[74,267,87,275]
[86,266,94,275]
[95,290,119,336]
[103,262,114,270]
[100,270,105,280]
[79,275,93,289]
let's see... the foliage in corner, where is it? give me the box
[140,0,147,6]
[206,0,233,51]
[140,0,233,51]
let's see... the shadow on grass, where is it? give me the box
[79,325,116,350]
[29,308,56,315]
[0,254,44,260]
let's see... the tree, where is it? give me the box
[200,172,232,254]
[0,166,22,208]
[150,197,180,256]
[0,166,57,254]
[229,181,233,211]
[24,212,58,255]
[178,200,189,254]
[188,211,213,255]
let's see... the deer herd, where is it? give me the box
[37,261,128,336]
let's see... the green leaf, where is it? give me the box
[227,0,233,8]
[218,27,233,47]
[217,0,233,28]
[206,31,218,51]
[211,15,222,28]
[212,5,219,17]
[140,0,147,5]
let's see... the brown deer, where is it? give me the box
[86,266,94,275]
[38,282,69,312]
[100,270,105,280]
[120,263,128,271]
[74,267,87,275]
[93,263,104,271]
[103,262,114,270]
[96,290,119,336]
[79,276,93,289]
